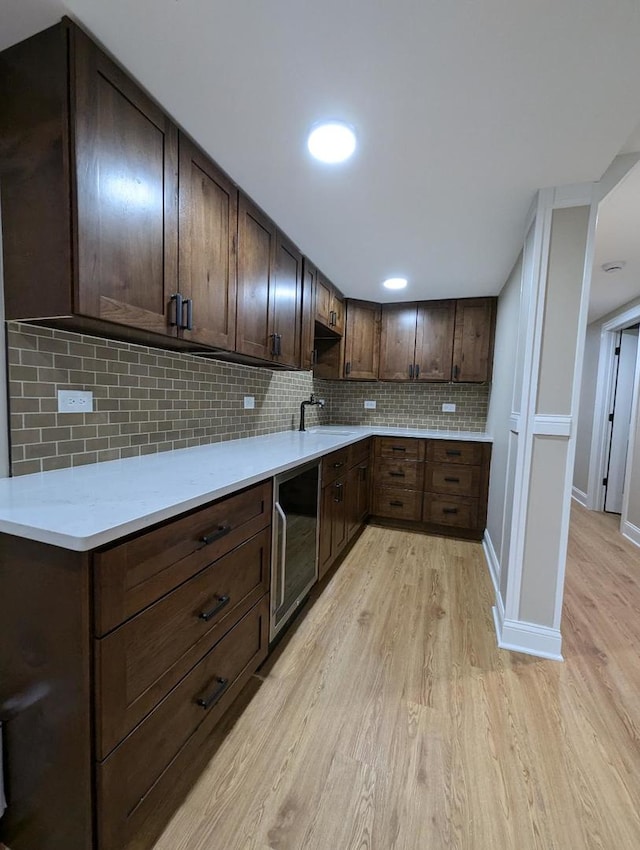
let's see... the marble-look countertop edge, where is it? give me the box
[0,426,492,551]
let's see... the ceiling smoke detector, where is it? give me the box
[601,261,626,273]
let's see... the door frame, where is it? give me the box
[587,303,640,538]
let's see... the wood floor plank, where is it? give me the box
[152,506,640,850]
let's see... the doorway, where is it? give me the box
[603,326,639,513]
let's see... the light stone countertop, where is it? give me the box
[0,426,492,551]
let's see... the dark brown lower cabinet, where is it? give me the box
[0,480,272,850]
[319,475,348,580]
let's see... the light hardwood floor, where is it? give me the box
[152,505,640,850]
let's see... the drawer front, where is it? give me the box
[424,462,481,497]
[97,595,269,850]
[375,458,424,490]
[322,448,350,485]
[348,438,370,468]
[96,527,270,759]
[375,436,425,461]
[94,479,272,636]
[372,486,422,522]
[426,440,483,466]
[423,494,479,528]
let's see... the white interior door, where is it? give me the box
[604,327,639,513]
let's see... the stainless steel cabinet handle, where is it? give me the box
[275,501,287,608]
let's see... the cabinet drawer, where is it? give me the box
[375,436,425,461]
[423,494,479,528]
[375,458,424,489]
[424,462,481,497]
[322,448,350,485]
[348,438,370,468]
[372,487,422,522]
[97,595,269,850]
[95,526,270,759]
[426,440,483,465]
[94,480,272,636]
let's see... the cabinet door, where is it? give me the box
[415,300,455,381]
[271,231,302,367]
[236,194,276,360]
[178,135,237,349]
[331,477,348,558]
[379,303,418,381]
[73,29,178,336]
[332,293,345,335]
[315,273,332,327]
[318,484,335,579]
[452,298,496,382]
[347,459,370,540]
[343,300,380,380]
[301,259,317,370]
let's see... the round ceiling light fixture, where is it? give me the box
[601,260,626,273]
[382,277,408,290]
[307,121,357,164]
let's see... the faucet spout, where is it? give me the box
[299,393,324,432]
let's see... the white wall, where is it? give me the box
[573,322,600,498]
[485,252,522,604]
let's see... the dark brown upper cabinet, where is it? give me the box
[0,20,181,341]
[236,194,276,361]
[343,300,381,380]
[236,194,302,367]
[415,300,456,381]
[178,134,238,350]
[452,297,497,383]
[301,258,317,370]
[271,231,302,368]
[379,303,420,381]
[315,272,344,335]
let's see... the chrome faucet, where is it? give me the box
[299,394,325,431]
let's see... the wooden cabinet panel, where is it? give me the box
[301,258,317,370]
[178,134,237,350]
[375,436,425,461]
[379,303,418,381]
[315,273,333,327]
[452,297,497,382]
[321,448,350,486]
[343,300,380,380]
[93,480,272,636]
[272,231,302,367]
[236,194,276,360]
[415,300,455,381]
[95,527,270,759]
[373,487,423,522]
[422,494,478,528]
[425,440,484,466]
[97,596,269,850]
[424,462,481,498]
[332,293,345,335]
[347,459,370,540]
[348,437,371,468]
[73,27,178,336]
[319,476,348,579]
[376,458,424,490]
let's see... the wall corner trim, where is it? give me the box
[482,529,501,599]
[496,618,564,661]
[571,486,588,507]
[622,520,640,549]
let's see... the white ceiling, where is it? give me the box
[3,0,640,303]
[591,160,640,323]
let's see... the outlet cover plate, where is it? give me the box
[243,396,255,409]
[58,389,93,413]
[442,403,456,413]
[364,400,377,409]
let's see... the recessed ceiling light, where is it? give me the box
[601,261,626,273]
[383,277,408,290]
[307,121,356,164]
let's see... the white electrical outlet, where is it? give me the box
[58,389,93,413]
[243,396,255,409]
[364,400,377,410]
[442,403,456,413]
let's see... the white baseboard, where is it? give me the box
[482,529,501,599]
[571,486,587,507]
[622,519,640,548]
[496,617,563,661]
